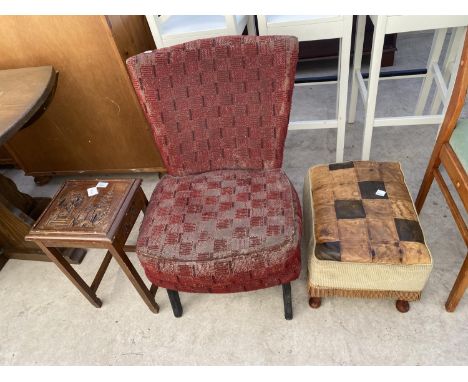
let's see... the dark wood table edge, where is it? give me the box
[0,66,58,146]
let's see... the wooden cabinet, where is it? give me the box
[0,16,165,178]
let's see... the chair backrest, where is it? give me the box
[126,35,298,176]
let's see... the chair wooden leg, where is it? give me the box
[282,283,293,320]
[167,289,183,318]
[415,167,436,213]
[445,252,468,312]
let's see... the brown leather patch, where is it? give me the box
[314,221,339,243]
[355,161,382,181]
[330,168,358,185]
[372,243,402,264]
[367,218,399,244]
[395,218,425,243]
[341,242,371,262]
[358,181,388,199]
[335,200,366,219]
[329,161,354,171]
[337,219,368,243]
[385,181,412,201]
[400,242,431,264]
[315,242,341,261]
[391,200,418,220]
[333,182,361,200]
[362,199,393,219]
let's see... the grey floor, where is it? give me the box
[1,31,467,365]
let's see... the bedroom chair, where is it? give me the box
[126,36,302,319]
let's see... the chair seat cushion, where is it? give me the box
[136,169,302,293]
[303,161,433,295]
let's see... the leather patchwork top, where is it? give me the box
[310,161,431,265]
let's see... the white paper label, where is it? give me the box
[375,189,386,197]
[96,181,109,188]
[87,187,99,197]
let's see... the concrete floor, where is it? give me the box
[1,31,467,365]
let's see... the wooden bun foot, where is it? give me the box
[309,297,322,309]
[34,176,52,186]
[396,299,410,313]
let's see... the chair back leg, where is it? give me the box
[167,289,183,318]
[282,283,293,320]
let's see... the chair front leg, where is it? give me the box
[282,283,293,320]
[167,289,183,318]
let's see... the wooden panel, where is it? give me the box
[0,16,164,175]
[105,15,156,62]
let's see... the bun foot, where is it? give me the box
[396,300,410,313]
[309,297,322,309]
[34,176,52,186]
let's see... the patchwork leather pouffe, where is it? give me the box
[303,161,433,312]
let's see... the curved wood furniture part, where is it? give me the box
[0,66,57,146]
[0,66,85,270]
[415,30,468,312]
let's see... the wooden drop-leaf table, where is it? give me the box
[25,178,159,313]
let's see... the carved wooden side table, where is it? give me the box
[25,179,159,313]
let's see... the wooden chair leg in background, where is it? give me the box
[415,164,437,213]
[446,252,468,312]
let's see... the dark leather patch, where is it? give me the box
[358,181,388,199]
[315,241,341,261]
[329,161,354,171]
[394,218,425,243]
[335,200,366,219]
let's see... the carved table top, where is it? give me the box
[27,179,142,243]
[0,66,57,145]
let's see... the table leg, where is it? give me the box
[35,242,102,308]
[108,244,159,314]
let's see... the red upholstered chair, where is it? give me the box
[126,36,301,319]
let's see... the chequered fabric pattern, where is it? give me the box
[126,36,298,176]
[311,161,431,265]
[136,169,302,293]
